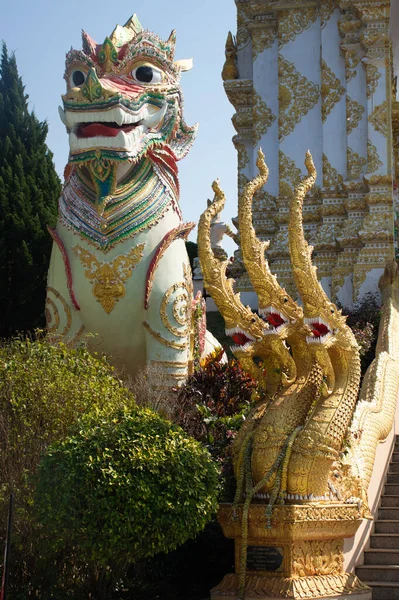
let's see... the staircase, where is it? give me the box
[356,437,399,599]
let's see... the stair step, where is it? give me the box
[383,484,399,495]
[391,453,399,464]
[361,582,399,600]
[378,507,399,520]
[375,520,399,534]
[356,564,399,582]
[386,473,399,483]
[364,548,399,564]
[389,462,399,472]
[381,496,399,507]
[370,534,399,549]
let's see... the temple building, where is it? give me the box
[223,0,399,308]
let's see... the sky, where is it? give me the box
[1,0,238,256]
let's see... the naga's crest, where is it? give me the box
[59,14,197,165]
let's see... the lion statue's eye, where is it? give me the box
[70,70,87,87]
[131,65,163,84]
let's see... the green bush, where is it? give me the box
[0,335,135,597]
[0,336,135,493]
[34,407,220,598]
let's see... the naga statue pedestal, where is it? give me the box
[211,503,371,600]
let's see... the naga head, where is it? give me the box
[197,180,269,356]
[59,14,197,167]
[289,152,352,350]
[239,149,303,340]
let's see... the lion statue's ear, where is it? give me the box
[174,58,193,72]
[169,120,198,161]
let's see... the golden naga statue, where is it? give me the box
[221,31,238,81]
[199,150,399,599]
[199,150,362,504]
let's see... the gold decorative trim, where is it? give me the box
[321,59,345,123]
[346,95,365,134]
[142,321,188,350]
[365,63,382,99]
[252,27,276,59]
[253,190,277,221]
[322,154,344,189]
[234,141,250,172]
[343,48,361,82]
[236,2,251,49]
[367,139,383,174]
[361,31,390,49]
[69,325,85,346]
[321,0,337,28]
[353,246,392,298]
[292,539,343,576]
[359,212,394,242]
[278,8,318,48]
[46,287,72,336]
[278,56,320,141]
[232,107,252,131]
[73,243,145,314]
[150,360,187,368]
[144,223,194,309]
[331,250,358,300]
[45,298,60,332]
[369,100,389,137]
[347,147,367,180]
[212,572,369,600]
[365,174,392,186]
[224,79,253,110]
[279,150,302,197]
[357,5,391,21]
[253,91,276,143]
[160,281,190,338]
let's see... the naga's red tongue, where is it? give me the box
[311,322,330,338]
[267,313,285,328]
[77,122,136,138]
[231,332,250,346]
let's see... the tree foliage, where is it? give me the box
[0,43,61,336]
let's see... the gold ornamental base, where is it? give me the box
[211,503,371,600]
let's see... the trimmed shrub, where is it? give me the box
[0,335,135,597]
[34,407,220,598]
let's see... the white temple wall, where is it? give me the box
[253,34,279,194]
[224,0,397,307]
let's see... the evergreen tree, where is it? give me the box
[0,43,60,337]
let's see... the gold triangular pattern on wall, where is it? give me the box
[367,139,383,174]
[279,150,302,197]
[278,56,320,141]
[369,101,389,137]
[347,147,367,180]
[322,153,344,189]
[321,59,345,123]
[278,8,318,47]
[346,96,365,134]
[253,91,276,144]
